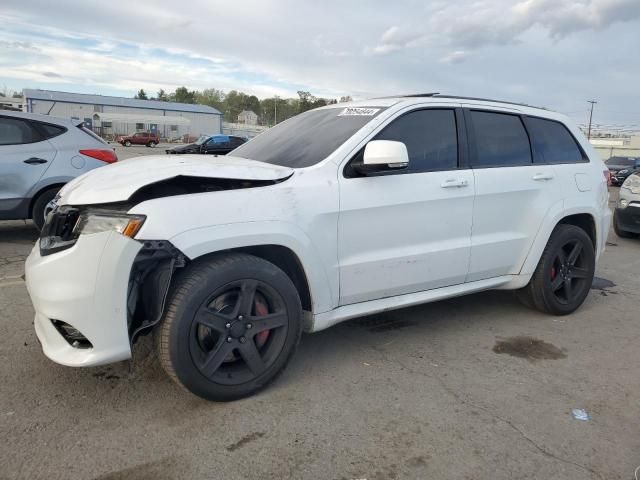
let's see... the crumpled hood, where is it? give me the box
[59,154,294,205]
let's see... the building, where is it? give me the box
[0,95,23,111]
[222,121,267,139]
[237,110,258,125]
[23,89,222,141]
[589,135,640,160]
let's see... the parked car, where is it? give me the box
[166,134,246,155]
[613,172,640,238]
[26,95,611,401]
[606,156,640,186]
[117,132,159,147]
[0,111,117,229]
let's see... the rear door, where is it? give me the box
[464,108,562,281]
[0,116,57,213]
[338,107,475,305]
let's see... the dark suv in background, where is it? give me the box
[165,134,246,155]
[606,156,640,185]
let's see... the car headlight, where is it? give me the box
[619,169,628,174]
[73,212,145,237]
[619,199,629,209]
[621,174,640,195]
[40,207,145,256]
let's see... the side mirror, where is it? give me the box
[356,140,409,175]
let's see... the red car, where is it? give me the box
[117,132,159,147]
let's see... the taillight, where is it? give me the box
[603,170,611,186]
[79,149,118,164]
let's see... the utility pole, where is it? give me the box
[587,100,597,140]
[274,95,279,125]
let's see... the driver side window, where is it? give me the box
[346,108,459,176]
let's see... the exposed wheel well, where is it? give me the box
[28,184,65,218]
[558,213,596,248]
[224,245,313,312]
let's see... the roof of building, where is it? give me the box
[238,110,257,116]
[23,89,222,115]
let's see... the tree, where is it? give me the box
[134,89,148,100]
[339,96,353,103]
[172,86,196,104]
[297,91,313,113]
[195,88,225,111]
[157,89,169,101]
[12,91,22,98]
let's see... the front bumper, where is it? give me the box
[25,231,142,367]
[615,204,640,234]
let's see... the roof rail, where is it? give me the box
[400,93,440,97]
[427,94,547,110]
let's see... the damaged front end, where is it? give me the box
[127,240,187,345]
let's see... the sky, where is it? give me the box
[1,0,639,131]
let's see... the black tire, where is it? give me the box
[32,188,59,230]
[155,253,303,401]
[124,140,131,147]
[613,210,635,238]
[517,224,595,315]
[147,141,157,148]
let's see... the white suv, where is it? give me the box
[25,95,611,401]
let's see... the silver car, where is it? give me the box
[0,111,117,229]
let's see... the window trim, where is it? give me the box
[0,115,46,146]
[30,120,68,140]
[343,106,467,178]
[464,108,534,169]
[522,115,589,165]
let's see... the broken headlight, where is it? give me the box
[40,206,145,256]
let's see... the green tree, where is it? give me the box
[195,88,225,111]
[339,96,353,103]
[172,86,196,104]
[134,89,148,100]
[157,89,169,101]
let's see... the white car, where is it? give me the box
[25,95,612,401]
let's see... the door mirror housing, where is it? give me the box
[356,140,409,175]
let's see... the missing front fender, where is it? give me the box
[127,240,186,344]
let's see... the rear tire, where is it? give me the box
[124,140,131,147]
[517,224,595,315]
[147,141,157,148]
[32,188,59,230]
[613,210,636,238]
[155,253,303,401]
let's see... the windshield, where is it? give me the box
[231,107,385,168]
[195,135,210,145]
[607,157,635,166]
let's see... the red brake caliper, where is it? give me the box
[254,297,270,347]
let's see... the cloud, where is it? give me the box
[0,0,638,127]
[41,71,61,78]
[368,0,640,53]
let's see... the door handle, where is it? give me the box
[24,157,48,165]
[441,178,469,188]
[532,173,554,181]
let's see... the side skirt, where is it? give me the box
[311,275,515,332]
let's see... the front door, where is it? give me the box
[338,108,475,305]
[0,116,56,214]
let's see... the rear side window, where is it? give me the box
[525,117,586,163]
[373,109,458,172]
[35,122,67,139]
[470,111,531,167]
[0,117,43,145]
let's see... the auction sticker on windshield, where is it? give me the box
[338,107,381,116]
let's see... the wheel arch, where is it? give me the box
[519,203,601,277]
[167,223,337,320]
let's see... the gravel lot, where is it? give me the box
[1,189,638,480]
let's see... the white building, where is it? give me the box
[23,89,222,141]
[237,110,258,125]
[589,135,640,160]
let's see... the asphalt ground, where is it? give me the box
[1,188,638,480]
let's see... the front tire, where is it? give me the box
[147,141,157,148]
[517,224,595,315]
[124,140,131,147]
[155,253,303,401]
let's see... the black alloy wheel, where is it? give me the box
[156,253,302,401]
